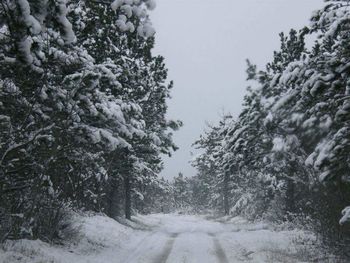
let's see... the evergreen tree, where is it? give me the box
[0,0,179,240]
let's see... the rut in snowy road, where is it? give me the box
[209,233,229,263]
[154,233,178,263]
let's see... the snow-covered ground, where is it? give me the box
[0,213,323,263]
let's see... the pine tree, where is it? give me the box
[0,0,179,240]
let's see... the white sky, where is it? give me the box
[150,0,323,180]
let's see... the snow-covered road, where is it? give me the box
[116,214,305,263]
[119,214,230,263]
[1,213,315,263]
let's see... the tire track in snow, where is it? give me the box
[208,233,229,263]
[122,231,158,263]
[154,233,179,263]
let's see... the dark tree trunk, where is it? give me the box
[286,177,295,214]
[108,180,119,219]
[223,172,230,215]
[285,162,297,217]
[124,176,131,220]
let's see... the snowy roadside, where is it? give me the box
[210,215,335,262]
[0,213,152,263]
[0,213,336,263]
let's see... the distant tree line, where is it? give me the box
[190,0,350,258]
[0,0,180,242]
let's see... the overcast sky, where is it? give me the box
[150,0,323,180]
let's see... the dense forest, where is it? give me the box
[185,0,350,258]
[1,0,350,262]
[0,0,181,242]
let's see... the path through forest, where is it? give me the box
[116,214,306,263]
[119,214,230,263]
[0,213,314,263]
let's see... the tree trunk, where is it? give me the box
[108,181,119,219]
[286,177,295,214]
[124,176,131,220]
[223,172,230,215]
